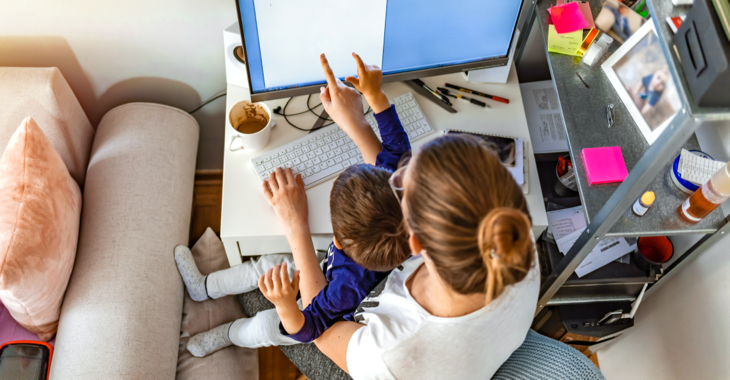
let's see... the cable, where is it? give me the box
[274,94,371,132]
[188,92,227,114]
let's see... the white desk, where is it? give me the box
[220,65,547,267]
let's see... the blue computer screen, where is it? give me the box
[238,0,522,94]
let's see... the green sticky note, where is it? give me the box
[547,24,583,56]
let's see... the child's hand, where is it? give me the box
[263,168,309,235]
[259,262,300,308]
[345,53,390,114]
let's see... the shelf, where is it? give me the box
[535,0,726,237]
[646,0,730,121]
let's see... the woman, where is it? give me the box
[263,54,539,379]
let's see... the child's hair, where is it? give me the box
[403,134,534,304]
[330,164,410,271]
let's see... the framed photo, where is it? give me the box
[595,0,646,44]
[602,21,682,145]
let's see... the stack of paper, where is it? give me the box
[547,1,596,57]
[546,206,636,277]
[678,149,726,185]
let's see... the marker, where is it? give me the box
[414,79,452,106]
[443,83,509,104]
[437,88,489,108]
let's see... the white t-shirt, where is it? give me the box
[346,252,539,380]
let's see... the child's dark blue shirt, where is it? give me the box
[280,104,410,343]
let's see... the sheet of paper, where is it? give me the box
[678,149,726,185]
[519,80,568,153]
[548,25,583,56]
[467,30,520,84]
[546,206,586,249]
[507,138,525,186]
[577,2,596,29]
[254,0,387,88]
[551,2,589,34]
[555,228,637,277]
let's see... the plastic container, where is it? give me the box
[670,150,714,194]
[678,162,730,223]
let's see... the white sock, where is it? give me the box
[206,253,297,299]
[228,307,301,348]
[187,322,233,357]
[174,245,209,302]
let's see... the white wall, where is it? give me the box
[597,231,730,379]
[0,0,238,169]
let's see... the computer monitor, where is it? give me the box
[235,0,526,102]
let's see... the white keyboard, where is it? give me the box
[250,92,435,189]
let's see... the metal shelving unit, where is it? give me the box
[530,0,730,311]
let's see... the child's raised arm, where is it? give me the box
[319,54,382,165]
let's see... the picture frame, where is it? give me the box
[602,21,682,145]
[595,0,646,44]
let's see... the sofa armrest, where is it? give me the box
[50,103,199,380]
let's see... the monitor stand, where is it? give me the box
[402,79,457,114]
[309,109,330,134]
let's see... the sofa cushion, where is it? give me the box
[177,227,259,380]
[0,67,94,186]
[0,117,82,341]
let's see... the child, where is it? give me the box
[174,55,411,356]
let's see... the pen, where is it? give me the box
[437,88,489,108]
[414,79,452,106]
[444,83,509,104]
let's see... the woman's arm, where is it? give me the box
[314,320,364,373]
[263,167,327,306]
[319,54,382,165]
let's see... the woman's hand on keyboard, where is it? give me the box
[345,52,390,114]
[263,167,309,235]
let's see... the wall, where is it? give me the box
[0,0,238,170]
[597,231,730,379]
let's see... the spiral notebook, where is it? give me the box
[444,129,528,194]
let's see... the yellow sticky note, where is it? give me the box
[547,24,583,56]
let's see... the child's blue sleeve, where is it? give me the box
[374,105,411,171]
[279,257,388,343]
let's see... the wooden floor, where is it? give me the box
[190,170,302,380]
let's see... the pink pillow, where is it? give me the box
[0,117,81,341]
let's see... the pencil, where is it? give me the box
[444,83,509,104]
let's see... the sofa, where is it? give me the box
[0,67,199,379]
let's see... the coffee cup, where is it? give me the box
[228,100,276,152]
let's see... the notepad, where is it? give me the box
[547,25,583,56]
[550,2,589,34]
[581,146,628,185]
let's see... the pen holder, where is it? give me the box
[555,155,578,197]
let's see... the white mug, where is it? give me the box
[228,100,276,152]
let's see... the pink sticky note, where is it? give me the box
[577,2,595,29]
[551,2,589,34]
[547,8,553,24]
[582,147,629,185]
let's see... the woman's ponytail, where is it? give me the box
[478,207,534,304]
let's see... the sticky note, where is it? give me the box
[551,2,589,34]
[547,25,583,56]
[577,2,595,30]
[581,146,628,185]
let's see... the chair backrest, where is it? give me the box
[492,330,606,380]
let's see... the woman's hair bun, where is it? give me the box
[477,207,534,303]
[478,207,532,259]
